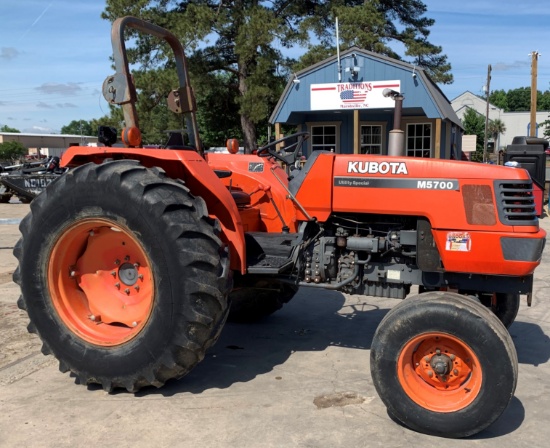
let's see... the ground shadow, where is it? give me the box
[99,288,537,440]
[133,295,550,398]
[139,287,391,397]
[385,395,525,439]
[509,320,550,366]
[471,397,525,439]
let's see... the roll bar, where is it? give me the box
[101,16,202,153]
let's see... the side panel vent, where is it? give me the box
[494,180,538,226]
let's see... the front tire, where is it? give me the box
[371,292,517,438]
[14,161,231,391]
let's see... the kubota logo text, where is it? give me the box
[347,161,408,175]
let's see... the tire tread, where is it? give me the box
[14,160,231,392]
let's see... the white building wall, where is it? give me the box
[451,91,550,149]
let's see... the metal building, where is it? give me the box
[0,132,98,158]
[270,47,463,159]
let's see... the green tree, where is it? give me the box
[330,0,453,84]
[0,125,20,133]
[489,87,550,112]
[487,118,506,151]
[61,120,95,136]
[506,87,531,112]
[488,90,508,111]
[102,0,453,151]
[102,0,293,150]
[0,141,27,163]
[461,108,485,162]
[193,71,243,148]
[541,119,550,139]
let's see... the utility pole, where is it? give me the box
[530,51,539,137]
[483,64,492,163]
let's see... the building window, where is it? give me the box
[311,125,337,152]
[360,125,382,154]
[407,123,432,157]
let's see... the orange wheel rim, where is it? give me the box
[397,332,482,412]
[48,218,154,346]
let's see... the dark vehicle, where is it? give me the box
[0,156,66,203]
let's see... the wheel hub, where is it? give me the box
[430,351,452,376]
[118,262,139,286]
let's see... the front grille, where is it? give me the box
[494,180,538,226]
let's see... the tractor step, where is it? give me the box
[244,232,299,274]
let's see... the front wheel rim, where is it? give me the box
[397,332,483,412]
[48,218,154,346]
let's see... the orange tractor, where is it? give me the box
[15,17,546,438]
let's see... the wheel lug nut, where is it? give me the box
[134,285,140,292]
[90,314,96,321]
[435,349,441,355]
[138,274,144,280]
[124,288,130,295]
[453,369,458,375]
[427,371,433,378]
[133,263,140,269]
[115,259,120,265]
[111,271,117,277]
[115,282,120,289]
[450,354,456,361]
[424,356,430,362]
[125,256,130,262]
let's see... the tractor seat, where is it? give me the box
[230,190,251,207]
[211,168,250,206]
[164,131,195,150]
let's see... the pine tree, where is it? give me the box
[102,1,453,150]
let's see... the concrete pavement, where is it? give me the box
[1,202,549,447]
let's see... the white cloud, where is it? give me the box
[1,47,19,60]
[493,61,531,71]
[24,125,55,134]
[35,82,82,96]
[37,102,55,109]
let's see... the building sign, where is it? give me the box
[310,81,401,110]
[461,135,477,153]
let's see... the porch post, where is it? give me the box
[354,110,360,154]
[434,118,441,159]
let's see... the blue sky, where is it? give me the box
[423,0,550,100]
[0,1,549,134]
[0,1,111,134]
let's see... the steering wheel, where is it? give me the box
[256,131,310,166]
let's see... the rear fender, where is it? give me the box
[61,146,247,272]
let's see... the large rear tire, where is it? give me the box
[371,291,517,438]
[14,160,231,392]
[229,275,298,322]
